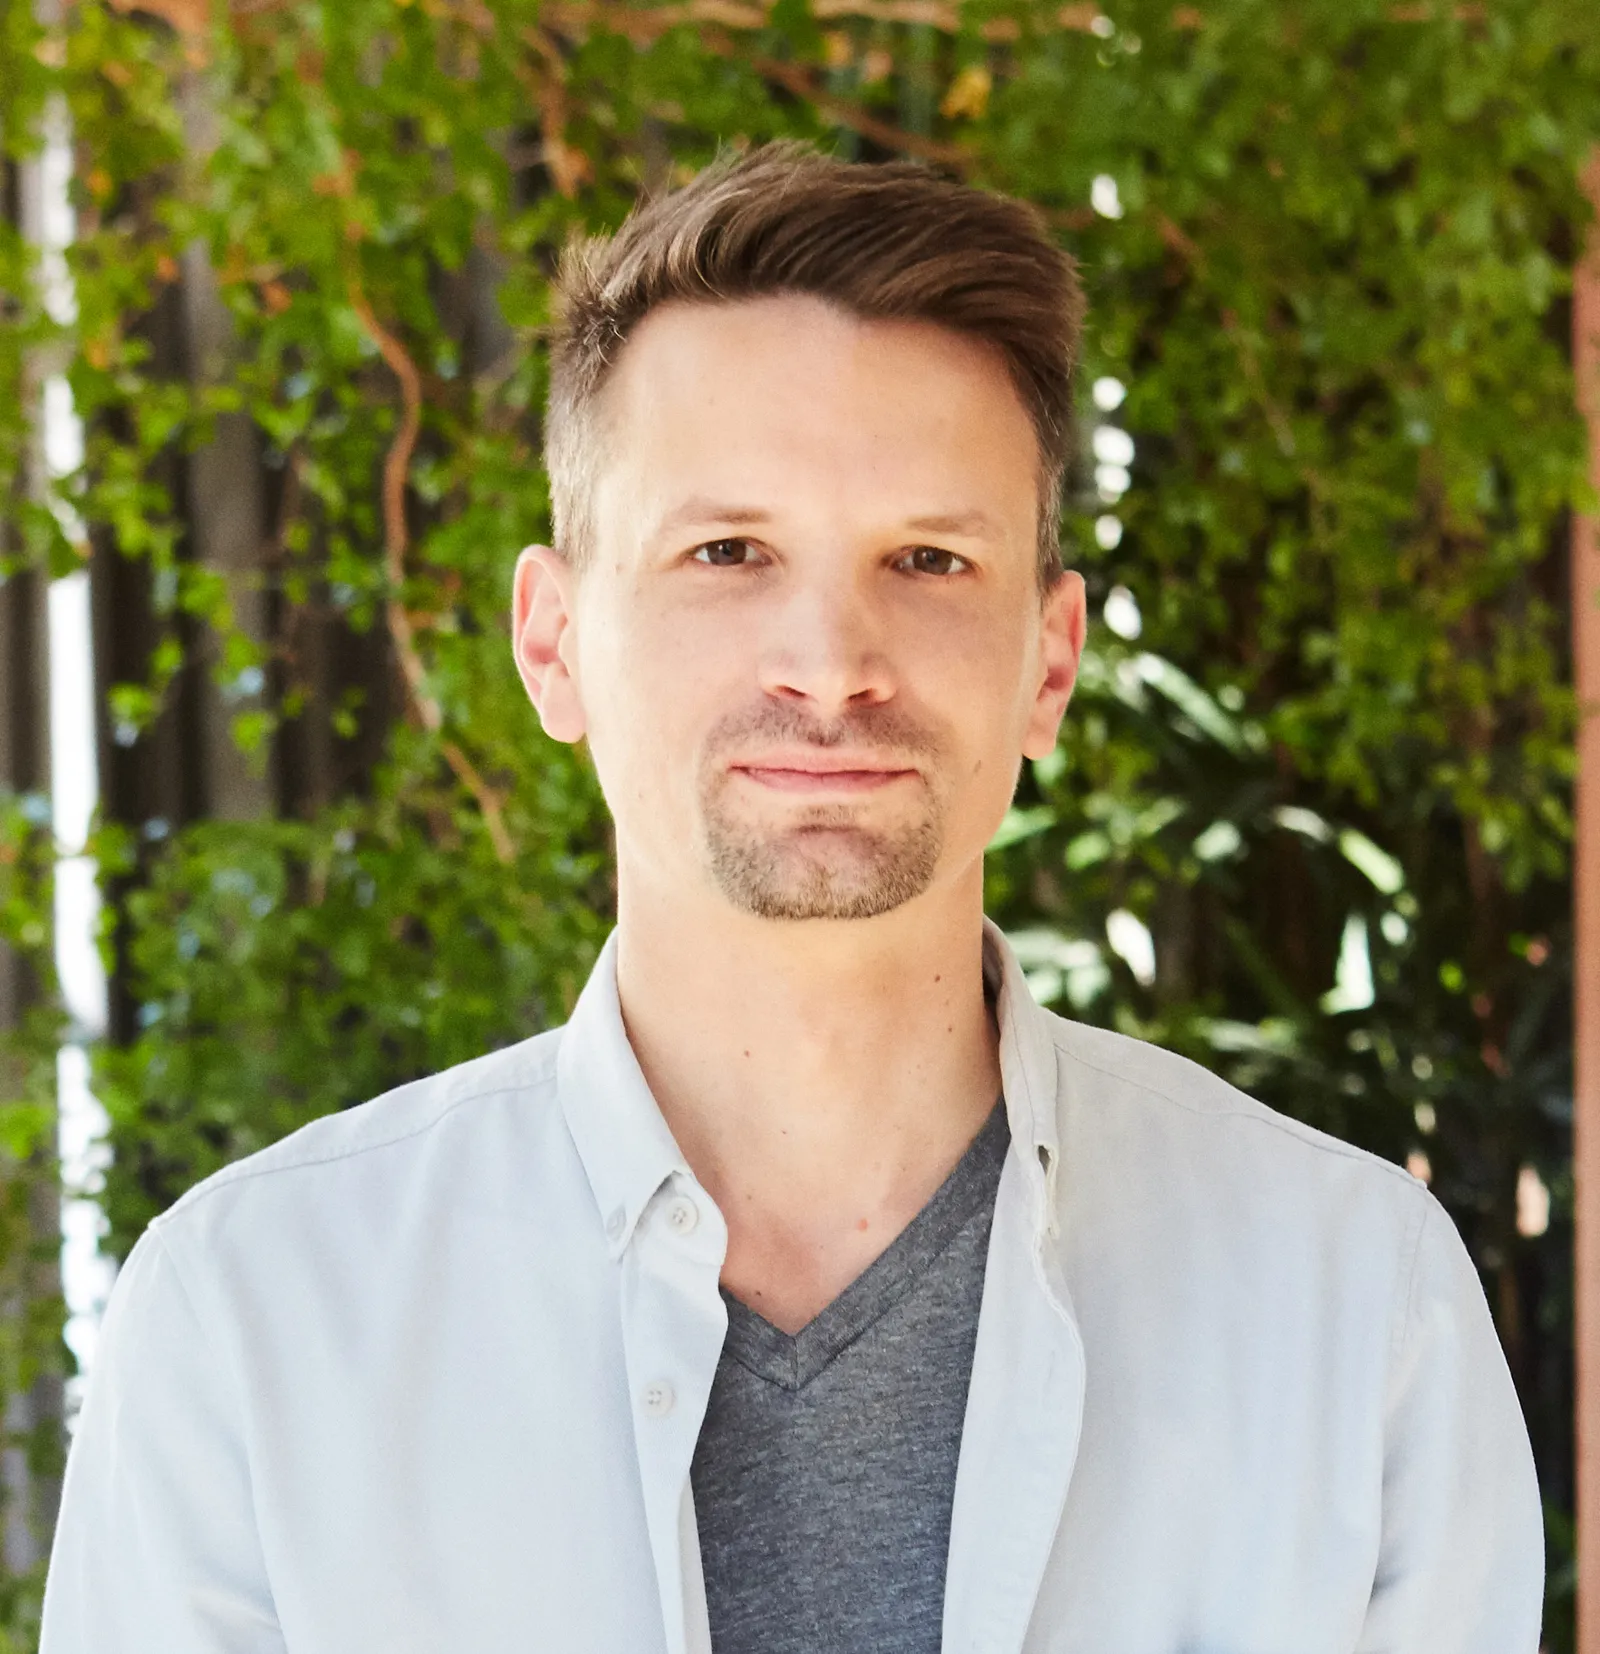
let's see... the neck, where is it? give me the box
[613,868,1001,1333]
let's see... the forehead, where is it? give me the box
[594,294,1040,539]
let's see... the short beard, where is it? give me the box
[698,706,948,922]
[705,806,944,920]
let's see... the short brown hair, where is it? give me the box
[545,141,1085,588]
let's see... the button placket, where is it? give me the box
[616,1177,729,1654]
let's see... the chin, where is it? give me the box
[701,817,945,924]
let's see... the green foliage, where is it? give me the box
[0,798,69,1631]
[94,776,612,1243]
[2,0,1598,1643]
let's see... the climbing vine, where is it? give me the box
[2,0,1598,1642]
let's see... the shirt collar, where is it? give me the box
[557,920,1061,1259]
[982,915,1063,1236]
[557,929,689,1261]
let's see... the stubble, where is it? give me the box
[698,703,949,921]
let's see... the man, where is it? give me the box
[43,143,1540,1653]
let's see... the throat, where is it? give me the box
[612,902,1006,1333]
[716,1095,1007,1337]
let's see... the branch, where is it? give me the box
[1155,213,1201,263]
[104,0,208,34]
[542,1,778,36]
[537,3,1110,166]
[346,274,515,865]
[812,0,964,21]
[441,741,514,862]
[537,7,975,167]
[1157,3,1487,20]
[741,51,971,167]
[1219,308,1295,457]
[1385,3,1486,19]
[344,281,422,610]
[541,0,1101,40]
[117,0,1493,43]
[523,30,590,198]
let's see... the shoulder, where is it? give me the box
[1043,1011,1424,1204]
[152,1025,566,1231]
[1038,1015,1442,1362]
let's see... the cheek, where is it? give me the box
[916,611,1036,743]
[577,603,731,804]
[905,619,1038,827]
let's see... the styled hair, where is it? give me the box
[544,141,1085,588]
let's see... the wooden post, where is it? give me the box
[1575,147,1600,1654]
[175,73,271,824]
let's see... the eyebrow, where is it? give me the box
[649,501,1002,542]
[650,500,774,541]
[901,510,1001,539]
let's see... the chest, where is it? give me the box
[228,1209,1387,1654]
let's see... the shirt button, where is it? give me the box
[664,1196,699,1236]
[640,1380,675,1418]
[605,1206,626,1241]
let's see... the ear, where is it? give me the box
[1020,568,1087,760]
[511,545,587,744]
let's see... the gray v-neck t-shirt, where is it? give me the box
[690,1102,1011,1654]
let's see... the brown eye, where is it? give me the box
[901,546,967,576]
[693,538,756,567]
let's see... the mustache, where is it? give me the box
[702,701,946,762]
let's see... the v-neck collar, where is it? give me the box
[716,1101,1010,1392]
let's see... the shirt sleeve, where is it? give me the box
[1356,1189,1544,1653]
[40,1222,285,1654]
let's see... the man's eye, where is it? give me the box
[899,546,968,576]
[692,538,759,567]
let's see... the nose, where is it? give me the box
[757,575,895,715]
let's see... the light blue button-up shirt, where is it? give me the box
[41,922,1542,1652]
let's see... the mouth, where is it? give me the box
[729,757,920,795]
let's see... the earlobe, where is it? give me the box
[511,545,587,745]
[1020,569,1087,760]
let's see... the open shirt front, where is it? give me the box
[41,921,1542,1654]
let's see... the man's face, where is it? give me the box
[515,294,1084,924]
